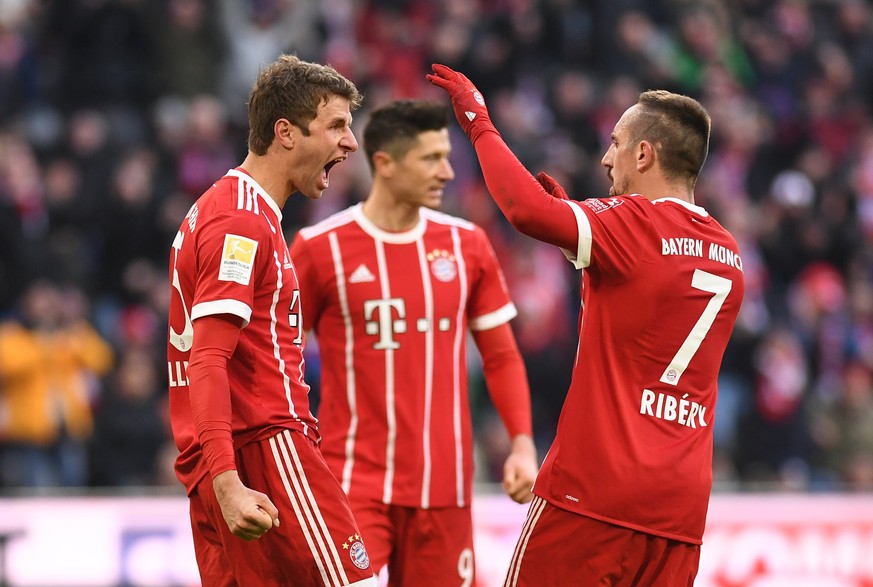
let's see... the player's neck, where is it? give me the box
[635,176,695,204]
[361,191,421,233]
[238,153,291,209]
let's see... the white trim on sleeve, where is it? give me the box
[191,299,253,327]
[560,200,593,269]
[469,302,518,332]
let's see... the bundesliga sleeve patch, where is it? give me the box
[219,234,258,285]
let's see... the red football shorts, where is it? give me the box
[188,429,377,587]
[347,495,475,587]
[504,496,701,587]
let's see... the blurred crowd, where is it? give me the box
[1,0,872,494]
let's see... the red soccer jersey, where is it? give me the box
[167,168,317,494]
[289,203,517,509]
[535,195,744,544]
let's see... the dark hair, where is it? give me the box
[246,54,362,155]
[363,100,450,172]
[631,90,711,185]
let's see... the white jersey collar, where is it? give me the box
[651,196,710,217]
[352,202,427,243]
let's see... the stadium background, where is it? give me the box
[0,0,872,585]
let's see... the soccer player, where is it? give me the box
[428,65,745,586]
[166,54,377,587]
[289,99,538,586]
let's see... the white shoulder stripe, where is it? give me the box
[298,207,358,240]
[421,208,476,231]
[225,169,282,220]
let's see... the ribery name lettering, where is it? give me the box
[640,389,707,428]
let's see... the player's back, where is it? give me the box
[536,195,744,544]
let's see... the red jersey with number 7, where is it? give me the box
[289,203,517,509]
[536,195,744,544]
[166,168,318,495]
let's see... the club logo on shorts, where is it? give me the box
[427,249,457,283]
[343,534,370,570]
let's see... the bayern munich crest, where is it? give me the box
[347,537,370,570]
[428,249,458,282]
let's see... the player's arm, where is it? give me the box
[188,313,279,540]
[427,64,579,251]
[472,323,538,504]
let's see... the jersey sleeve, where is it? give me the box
[473,132,580,251]
[191,210,272,327]
[467,227,518,331]
[562,196,657,282]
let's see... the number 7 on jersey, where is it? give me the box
[660,269,732,386]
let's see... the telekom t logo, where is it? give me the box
[364,298,406,350]
[363,298,453,350]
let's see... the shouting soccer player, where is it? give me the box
[166,54,377,586]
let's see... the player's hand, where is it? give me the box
[535,172,570,201]
[502,434,538,504]
[212,470,280,540]
[426,63,498,144]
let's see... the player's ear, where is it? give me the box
[275,118,295,150]
[637,140,656,173]
[373,150,395,177]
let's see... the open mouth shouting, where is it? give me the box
[321,157,346,189]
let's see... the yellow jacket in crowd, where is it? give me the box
[0,320,114,445]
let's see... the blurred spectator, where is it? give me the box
[218,0,326,125]
[810,361,873,490]
[88,347,170,487]
[146,0,227,99]
[96,146,166,298]
[174,94,239,198]
[0,0,41,121]
[668,2,754,92]
[40,0,153,146]
[0,132,41,308]
[734,326,811,487]
[0,280,113,489]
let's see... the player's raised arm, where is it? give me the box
[427,64,578,251]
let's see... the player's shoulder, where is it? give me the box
[296,206,358,242]
[198,170,271,218]
[574,193,651,217]
[610,195,714,228]
[421,207,477,232]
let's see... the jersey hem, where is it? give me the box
[537,492,704,545]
